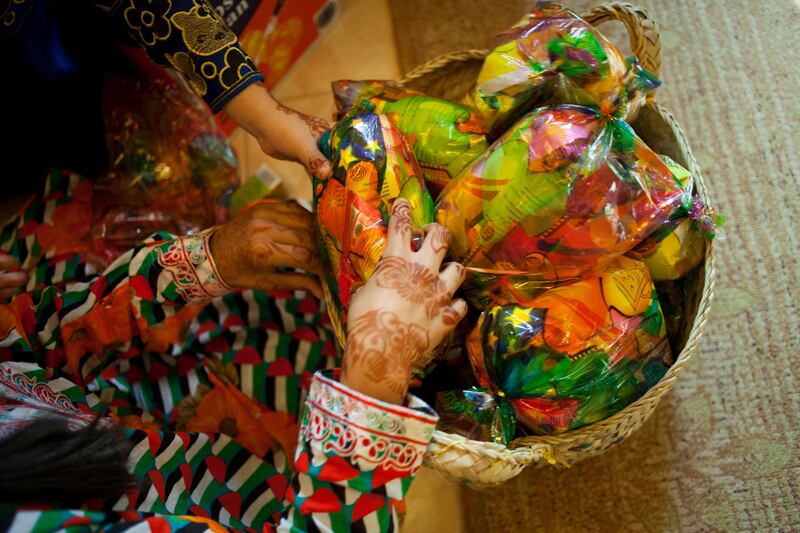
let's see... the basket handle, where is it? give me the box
[582,2,662,80]
[399,3,662,89]
[398,49,489,86]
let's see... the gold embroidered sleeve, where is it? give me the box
[105,0,264,112]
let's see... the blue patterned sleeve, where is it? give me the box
[96,0,264,112]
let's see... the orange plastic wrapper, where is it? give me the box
[468,2,660,136]
[314,112,434,345]
[436,256,671,442]
[436,104,685,307]
[90,73,237,268]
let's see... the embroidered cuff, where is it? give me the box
[155,227,232,304]
[301,370,438,475]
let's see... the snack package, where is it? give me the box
[436,104,686,307]
[468,2,660,136]
[628,157,723,281]
[333,80,489,196]
[437,256,671,443]
[314,112,435,342]
[91,73,238,268]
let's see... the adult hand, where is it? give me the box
[223,83,333,180]
[341,199,468,404]
[0,253,27,301]
[210,201,323,298]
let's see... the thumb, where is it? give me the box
[308,151,333,180]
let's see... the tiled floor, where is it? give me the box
[228,1,467,530]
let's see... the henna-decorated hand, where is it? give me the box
[223,83,333,179]
[210,201,324,298]
[341,199,468,404]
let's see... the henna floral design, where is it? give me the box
[343,310,430,395]
[276,102,330,138]
[374,257,438,304]
[427,224,451,255]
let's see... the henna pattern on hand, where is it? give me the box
[343,309,430,395]
[427,224,451,255]
[440,306,463,327]
[276,102,330,138]
[391,200,413,234]
[373,257,438,303]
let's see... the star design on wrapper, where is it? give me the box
[337,144,360,170]
[364,139,381,154]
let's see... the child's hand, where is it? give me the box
[341,199,468,404]
[223,83,332,179]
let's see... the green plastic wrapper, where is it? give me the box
[467,2,661,136]
[332,80,489,196]
[314,112,435,346]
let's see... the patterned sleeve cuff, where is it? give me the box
[154,227,233,304]
[301,370,438,476]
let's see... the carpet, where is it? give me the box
[389,0,800,530]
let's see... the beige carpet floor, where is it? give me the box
[390,0,800,531]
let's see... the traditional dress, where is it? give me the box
[0,177,437,531]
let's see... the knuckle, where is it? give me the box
[250,242,272,264]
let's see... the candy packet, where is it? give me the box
[468,2,660,136]
[333,80,489,196]
[314,112,435,343]
[437,256,671,442]
[91,73,238,268]
[436,104,686,307]
[630,157,724,281]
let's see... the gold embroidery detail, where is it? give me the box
[171,1,236,56]
[124,0,173,46]
[200,61,217,79]
[218,47,255,89]
[166,51,207,97]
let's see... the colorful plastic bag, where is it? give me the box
[332,80,489,196]
[436,104,686,307]
[437,256,671,442]
[468,2,660,136]
[314,112,435,341]
[630,157,722,281]
[91,73,238,268]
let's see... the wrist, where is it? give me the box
[208,228,240,289]
[340,354,412,405]
[222,82,280,140]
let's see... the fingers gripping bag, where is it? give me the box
[469,2,660,136]
[332,80,490,196]
[437,256,672,443]
[314,112,435,345]
[436,104,686,307]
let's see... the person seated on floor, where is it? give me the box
[0,182,466,531]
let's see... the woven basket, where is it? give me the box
[394,2,716,486]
